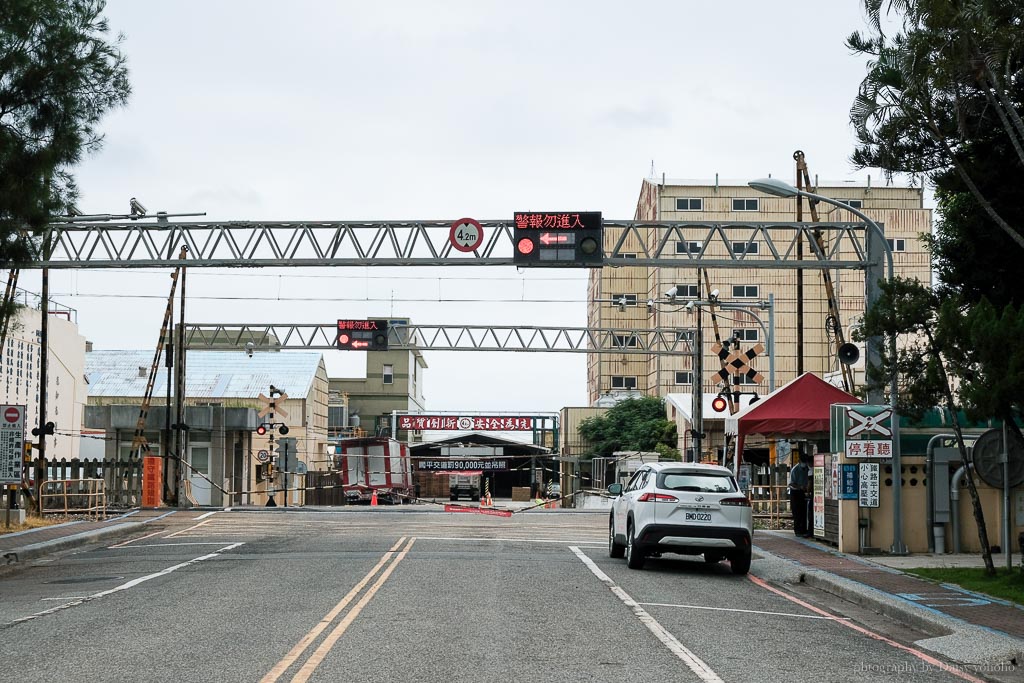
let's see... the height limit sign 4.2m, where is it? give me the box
[449,218,484,253]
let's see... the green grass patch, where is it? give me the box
[905,567,1024,606]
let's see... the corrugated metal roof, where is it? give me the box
[85,350,324,399]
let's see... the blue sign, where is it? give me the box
[839,464,859,499]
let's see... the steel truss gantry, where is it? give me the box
[184,324,697,356]
[26,219,878,269]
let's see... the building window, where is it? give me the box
[675,198,703,211]
[731,198,759,211]
[840,199,863,209]
[383,364,394,385]
[619,253,638,259]
[612,294,638,307]
[611,376,637,390]
[732,285,759,298]
[733,375,759,385]
[675,241,703,255]
[732,328,759,343]
[731,241,759,255]
[613,334,639,348]
[673,284,699,298]
[675,371,693,385]
[886,238,906,252]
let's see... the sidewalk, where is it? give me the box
[753,530,1024,667]
[0,508,175,567]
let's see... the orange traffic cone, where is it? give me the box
[370,489,378,506]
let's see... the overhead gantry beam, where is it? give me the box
[23,219,875,269]
[183,323,697,356]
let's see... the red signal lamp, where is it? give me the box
[256,424,268,436]
[711,396,728,413]
[516,237,535,255]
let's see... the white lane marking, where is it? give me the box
[120,542,243,548]
[415,535,605,545]
[638,602,844,620]
[570,547,725,683]
[11,543,244,625]
[41,596,88,601]
[195,511,220,520]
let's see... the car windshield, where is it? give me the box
[657,471,737,493]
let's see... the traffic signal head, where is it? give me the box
[337,319,390,351]
[256,423,268,436]
[512,211,603,267]
[711,395,728,413]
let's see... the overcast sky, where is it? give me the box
[20,1,898,422]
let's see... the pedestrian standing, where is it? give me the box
[788,455,811,537]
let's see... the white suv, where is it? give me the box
[608,462,753,575]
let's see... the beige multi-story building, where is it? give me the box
[0,294,88,461]
[587,177,932,414]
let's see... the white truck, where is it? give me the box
[449,474,480,501]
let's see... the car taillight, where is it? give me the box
[637,493,678,502]
[719,497,751,507]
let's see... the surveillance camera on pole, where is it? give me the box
[129,197,147,217]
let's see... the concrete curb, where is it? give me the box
[752,543,1024,667]
[0,521,147,568]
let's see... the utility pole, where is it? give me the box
[173,249,189,505]
[34,266,49,513]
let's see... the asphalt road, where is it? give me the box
[0,509,1004,683]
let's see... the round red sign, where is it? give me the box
[4,407,20,423]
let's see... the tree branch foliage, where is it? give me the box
[849,0,1024,251]
[0,0,130,248]
[577,396,679,460]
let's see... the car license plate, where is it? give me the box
[684,512,712,522]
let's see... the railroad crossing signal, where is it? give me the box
[258,392,289,419]
[712,341,765,385]
[512,211,603,267]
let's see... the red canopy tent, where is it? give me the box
[725,373,862,455]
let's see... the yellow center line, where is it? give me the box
[290,538,416,683]
[258,538,408,683]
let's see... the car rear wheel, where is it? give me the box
[608,518,625,558]
[730,547,752,575]
[625,522,645,570]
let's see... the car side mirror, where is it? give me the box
[607,483,623,496]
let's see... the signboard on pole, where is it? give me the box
[830,403,894,459]
[859,462,880,508]
[813,453,826,536]
[839,464,859,500]
[0,405,26,484]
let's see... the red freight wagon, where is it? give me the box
[334,437,413,505]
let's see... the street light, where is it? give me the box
[748,177,906,555]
